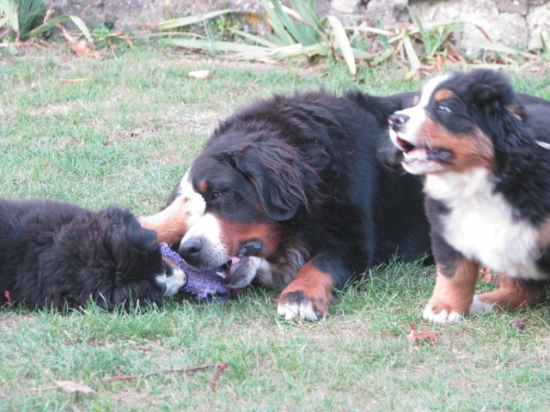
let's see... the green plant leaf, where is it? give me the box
[403,33,420,75]
[327,15,356,75]
[469,40,537,59]
[163,38,269,53]
[0,0,19,32]
[371,48,394,65]
[230,28,278,47]
[69,15,93,43]
[157,10,236,30]
[25,14,69,39]
[270,0,305,44]
[259,0,294,46]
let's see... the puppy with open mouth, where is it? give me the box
[389,69,550,323]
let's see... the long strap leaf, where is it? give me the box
[327,15,356,75]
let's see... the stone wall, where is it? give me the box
[52,0,550,53]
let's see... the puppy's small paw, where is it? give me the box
[277,290,325,322]
[423,301,463,324]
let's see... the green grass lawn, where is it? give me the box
[2,48,550,411]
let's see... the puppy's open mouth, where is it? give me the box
[396,136,453,164]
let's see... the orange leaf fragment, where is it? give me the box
[406,323,439,345]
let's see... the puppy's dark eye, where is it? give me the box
[437,103,451,113]
[211,192,222,201]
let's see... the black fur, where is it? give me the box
[0,199,168,311]
[431,69,550,225]
[172,90,432,290]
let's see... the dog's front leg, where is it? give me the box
[138,194,205,245]
[277,259,335,322]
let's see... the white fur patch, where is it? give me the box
[388,74,451,175]
[175,168,206,228]
[255,248,304,288]
[277,299,319,322]
[425,167,544,280]
[180,212,228,268]
[157,266,186,296]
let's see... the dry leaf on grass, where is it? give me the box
[54,380,95,394]
[105,363,223,382]
[406,323,439,347]
[189,70,210,79]
[510,319,526,330]
[209,362,229,392]
[71,40,104,59]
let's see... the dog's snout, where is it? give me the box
[389,113,409,130]
[179,237,203,262]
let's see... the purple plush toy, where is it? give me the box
[159,243,231,303]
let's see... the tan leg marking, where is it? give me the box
[277,260,333,322]
[424,259,479,323]
[138,195,204,245]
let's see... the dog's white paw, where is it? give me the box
[277,299,319,322]
[469,295,494,315]
[423,302,463,324]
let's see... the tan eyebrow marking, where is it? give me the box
[198,180,208,193]
[434,89,454,102]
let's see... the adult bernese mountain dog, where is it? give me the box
[166,90,433,321]
[0,198,189,311]
[389,69,550,323]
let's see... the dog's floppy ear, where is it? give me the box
[218,140,320,221]
[468,69,525,120]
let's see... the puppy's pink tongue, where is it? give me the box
[232,256,242,265]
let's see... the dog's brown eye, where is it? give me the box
[211,192,222,201]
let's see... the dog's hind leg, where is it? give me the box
[475,272,547,311]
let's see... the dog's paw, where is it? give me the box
[469,295,494,315]
[422,300,463,324]
[277,290,326,322]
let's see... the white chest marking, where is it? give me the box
[425,168,544,280]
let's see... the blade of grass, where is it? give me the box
[327,15,356,75]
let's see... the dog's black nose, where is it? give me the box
[389,113,409,130]
[179,237,203,260]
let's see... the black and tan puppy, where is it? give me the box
[0,199,187,311]
[389,69,550,323]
